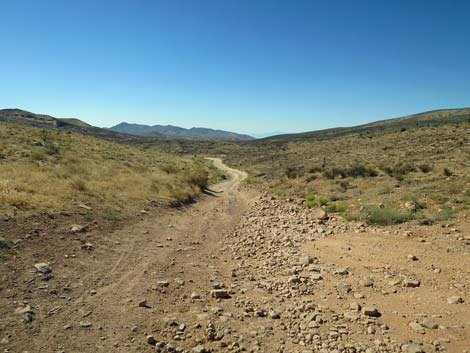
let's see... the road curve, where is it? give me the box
[206,157,247,192]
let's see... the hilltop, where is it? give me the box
[262,108,470,142]
[0,109,145,142]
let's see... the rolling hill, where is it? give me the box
[0,108,143,142]
[262,108,470,142]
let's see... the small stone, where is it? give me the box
[288,276,301,284]
[311,274,323,281]
[15,305,33,315]
[80,242,94,250]
[138,299,150,308]
[362,306,380,317]
[79,321,92,328]
[70,224,87,233]
[447,296,464,304]
[191,292,201,299]
[359,277,374,287]
[157,280,170,287]
[269,310,281,319]
[350,302,361,311]
[409,321,425,334]
[336,282,352,293]
[367,326,376,334]
[335,268,349,275]
[407,254,418,261]
[211,289,231,299]
[147,335,157,345]
[422,319,438,329]
[299,255,314,265]
[34,263,52,274]
[403,278,420,288]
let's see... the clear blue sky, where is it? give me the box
[1,0,469,135]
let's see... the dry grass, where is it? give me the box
[0,123,222,218]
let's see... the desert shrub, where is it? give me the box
[305,192,315,201]
[103,208,125,221]
[169,188,194,207]
[339,180,355,191]
[183,168,209,190]
[443,167,453,177]
[44,141,61,156]
[318,196,330,206]
[0,190,31,209]
[377,185,392,195]
[70,178,88,192]
[161,163,179,174]
[325,203,347,213]
[308,166,323,173]
[347,163,378,178]
[418,163,432,173]
[323,164,378,179]
[306,174,318,182]
[0,237,9,257]
[0,238,10,250]
[330,194,346,201]
[30,151,47,161]
[418,206,455,225]
[271,188,288,197]
[305,199,319,208]
[347,205,413,225]
[304,192,319,207]
[380,162,416,179]
[285,166,303,179]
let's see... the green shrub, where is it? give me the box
[271,188,287,197]
[304,192,320,207]
[347,205,413,225]
[325,203,347,213]
[0,238,9,250]
[318,196,330,206]
[103,209,125,221]
[305,199,319,208]
[330,194,346,201]
[418,163,432,173]
[418,206,455,225]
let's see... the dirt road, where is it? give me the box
[0,158,252,352]
[1,159,468,353]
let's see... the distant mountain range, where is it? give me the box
[0,109,254,141]
[108,122,254,141]
[2,107,469,144]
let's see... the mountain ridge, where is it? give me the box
[261,108,470,142]
[108,122,254,141]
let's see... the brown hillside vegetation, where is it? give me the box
[0,122,223,220]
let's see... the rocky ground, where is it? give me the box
[0,162,469,353]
